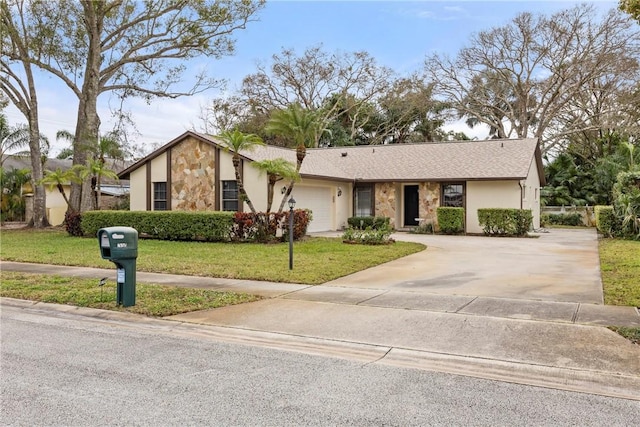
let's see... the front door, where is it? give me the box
[404,185,419,226]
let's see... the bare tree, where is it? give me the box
[2,0,264,213]
[202,45,395,147]
[426,4,640,154]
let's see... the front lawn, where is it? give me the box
[599,239,640,307]
[0,271,260,316]
[0,229,425,284]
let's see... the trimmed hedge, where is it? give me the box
[477,208,532,236]
[81,209,313,242]
[541,212,583,227]
[594,205,617,237]
[80,210,234,242]
[436,207,465,234]
[347,216,391,230]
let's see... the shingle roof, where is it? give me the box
[120,131,544,184]
[242,137,542,183]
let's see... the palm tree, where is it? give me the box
[216,129,265,214]
[0,167,31,223]
[56,129,125,210]
[40,166,83,211]
[79,158,119,209]
[265,104,328,213]
[0,115,29,168]
[252,158,300,213]
[0,115,48,168]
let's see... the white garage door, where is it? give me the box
[291,186,332,232]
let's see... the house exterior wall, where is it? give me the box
[375,182,397,228]
[242,159,267,212]
[466,180,521,233]
[373,181,440,230]
[170,138,216,210]
[130,167,147,211]
[335,182,352,230]
[419,182,440,227]
[150,152,167,183]
[522,158,542,229]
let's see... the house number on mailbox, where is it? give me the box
[117,243,127,248]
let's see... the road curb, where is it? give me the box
[3,297,638,401]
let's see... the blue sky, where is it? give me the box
[4,0,619,156]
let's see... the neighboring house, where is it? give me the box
[2,156,130,225]
[119,131,545,234]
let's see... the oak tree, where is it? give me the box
[2,0,264,213]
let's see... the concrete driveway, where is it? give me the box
[322,228,604,304]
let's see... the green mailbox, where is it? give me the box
[98,226,138,307]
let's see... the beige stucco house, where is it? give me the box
[2,156,129,225]
[119,132,545,234]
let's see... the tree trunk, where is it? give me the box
[277,144,306,213]
[27,126,49,228]
[70,2,102,213]
[266,174,277,213]
[232,155,256,214]
[57,184,71,208]
[22,55,49,227]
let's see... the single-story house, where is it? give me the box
[118,131,545,234]
[2,156,130,225]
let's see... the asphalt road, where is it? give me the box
[1,304,639,426]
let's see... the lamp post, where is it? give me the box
[288,197,296,270]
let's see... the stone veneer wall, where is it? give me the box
[419,182,440,227]
[171,138,217,210]
[374,182,396,227]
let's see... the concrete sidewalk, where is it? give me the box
[2,261,639,400]
[2,261,638,326]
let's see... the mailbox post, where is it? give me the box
[97,227,138,307]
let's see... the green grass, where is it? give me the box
[0,271,260,316]
[608,326,640,345]
[0,229,425,284]
[599,239,640,307]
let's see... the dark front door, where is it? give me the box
[404,185,419,226]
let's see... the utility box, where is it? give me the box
[97,226,138,307]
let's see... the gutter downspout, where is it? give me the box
[519,180,525,209]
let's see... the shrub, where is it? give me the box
[231,211,309,242]
[81,210,234,242]
[231,212,284,242]
[541,212,583,227]
[342,225,394,245]
[613,171,640,240]
[436,207,464,234]
[347,216,390,230]
[64,210,83,237]
[595,205,618,237]
[477,208,532,236]
[282,209,312,241]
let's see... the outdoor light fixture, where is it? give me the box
[337,187,343,197]
[288,197,296,270]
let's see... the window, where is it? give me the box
[153,182,167,211]
[222,180,239,211]
[355,185,373,217]
[442,183,464,207]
